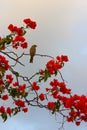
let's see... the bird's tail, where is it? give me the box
[30,56,33,63]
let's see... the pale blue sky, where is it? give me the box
[0,0,87,130]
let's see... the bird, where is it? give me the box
[29,44,37,63]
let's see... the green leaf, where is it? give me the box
[1,113,7,122]
[13,107,20,116]
[23,92,28,98]
[44,76,48,82]
[55,100,60,110]
[5,81,10,88]
[44,69,51,82]
[21,27,26,35]
[13,71,19,77]
[52,109,55,114]
[38,76,44,82]
[61,62,64,67]
[10,88,19,98]
[6,35,13,44]
[23,30,26,35]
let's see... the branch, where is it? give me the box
[0,51,25,66]
[36,53,54,59]
[58,70,67,83]
[23,53,54,59]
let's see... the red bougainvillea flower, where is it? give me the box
[20,42,28,49]
[56,55,69,62]
[64,98,72,108]
[13,35,25,42]
[15,99,25,107]
[50,79,59,86]
[6,107,12,115]
[19,84,26,93]
[8,24,15,32]
[59,82,71,94]
[32,82,40,91]
[0,106,5,113]
[17,27,23,36]
[0,79,4,85]
[46,60,62,74]
[67,117,73,122]
[13,82,19,87]
[39,69,45,75]
[2,94,9,100]
[50,79,71,95]
[23,18,37,29]
[45,87,50,92]
[22,107,28,113]
[39,93,45,101]
[0,55,9,71]
[8,24,23,36]
[12,35,25,49]
[6,74,13,83]
[75,121,81,126]
[48,102,55,109]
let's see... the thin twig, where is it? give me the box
[58,70,66,82]
[28,72,39,81]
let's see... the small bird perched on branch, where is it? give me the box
[29,44,37,63]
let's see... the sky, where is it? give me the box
[0,0,87,130]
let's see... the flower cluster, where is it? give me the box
[45,78,87,126]
[0,106,12,115]
[0,18,37,50]
[6,74,13,83]
[65,95,87,125]
[0,18,87,129]
[46,55,68,75]
[32,82,40,91]
[11,35,28,49]
[0,69,28,121]
[23,18,37,29]
[8,24,23,36]
[39,55,68,82]
[0,55,9,71]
